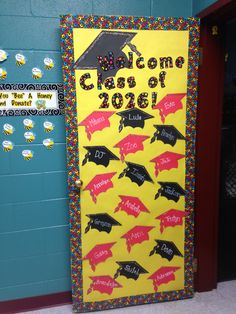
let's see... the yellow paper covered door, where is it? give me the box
[61,15,199,313]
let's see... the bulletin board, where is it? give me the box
[61,15,199,312]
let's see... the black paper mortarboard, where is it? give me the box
[85,213,121,234]
[114,261,148,280]
[150,125,185,146]
[82,146,119,167]
[117,108,154,132]
[155,182,185,202]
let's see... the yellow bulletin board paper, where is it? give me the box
[61,15,199,313]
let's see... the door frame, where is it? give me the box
[195,0,236,292]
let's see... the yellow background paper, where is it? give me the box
[73,28,189,302]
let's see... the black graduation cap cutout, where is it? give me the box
[73,30,141,81]
[114,261,148,280]
[155,182,185,202]
[118,161,154,186]
[150,125,185,147]
[82,146,119,167]
[85,213,121,234]
[117,108,154,132]
[149,240,183,261]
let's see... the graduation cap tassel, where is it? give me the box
[87,284,94,295]
[127,42,141,57]
[155,187,163,200]
[118,117,124,133]
[114,268,121,279]
[153,280,158,292]
[85,220,92,233]
[150,133,157,144]
[149,247,157,256]
[160,221,164,234]
[82,152,90,166]
[118,168,127,179]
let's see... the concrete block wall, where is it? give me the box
[0,0,204,302]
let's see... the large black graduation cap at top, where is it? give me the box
[73,30,140,81]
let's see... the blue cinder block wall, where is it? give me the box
[0,0,212,303]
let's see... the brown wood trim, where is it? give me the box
[194,20,225,291]
[0,291,72,314]
[197,0,233,19]
[194,0,236,293]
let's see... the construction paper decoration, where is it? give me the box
[43,138,54,149]
[0,68,7,80]
[22,149,33,160]
[150,151,185,176]
[148,266,180,292]
[114,195,150,218]
[150,125,185,146]
[83,242,116,271]
[119,162,153,186]
[0,49,8,62]
[152,93,186,123]
[23,119,34,130]
[155,182,185,202]
[84,172,116,203]
[117,108,154,132]
[121,225,154,252]
[43,121,54,132]
[82,146,119,167]
[156,209,187,233]
[87,276,122,295]
[44,57,54,70]
[3,123,14,135]
[85,213,121,234]
[114,261,148,280]
[114,134,149,162]
[32,67,43,79]
[24,131,35,143]
[149,240,183,261]
[78,111,115,141]
[15,53,26,66]
[74,30,139,82]
[2,140,13,152]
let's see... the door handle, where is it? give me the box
[75,179,83,189]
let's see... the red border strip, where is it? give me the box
[0,291,71,314]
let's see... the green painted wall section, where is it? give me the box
[0,0,193,302]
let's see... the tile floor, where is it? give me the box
[23,280,236,314]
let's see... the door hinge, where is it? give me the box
[193,258,198,273]
[199,47,203,66]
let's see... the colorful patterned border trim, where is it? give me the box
[0,83,64,116]
[60,15,199,313]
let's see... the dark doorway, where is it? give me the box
[218,18,236,282]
